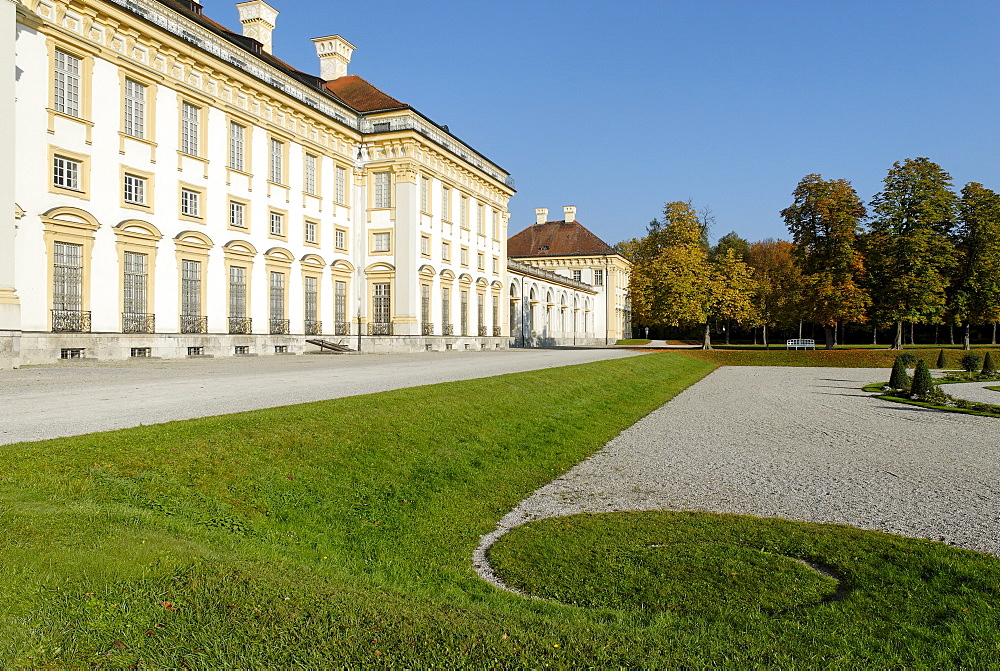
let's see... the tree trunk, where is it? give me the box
[950,325,955,345]
[725,319,731,345]
[798,320,803,339]
[963,323,971,350]
[993,322,997,345]
[702,322,712,350]
[892,321,903,350]
[833,321,839,346]
[764,324,769,350]
[873,327,877,345]
[824,325,835,350]
[753,328,757,345]
[910,321,916,346]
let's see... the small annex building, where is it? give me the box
[507,206,631,345]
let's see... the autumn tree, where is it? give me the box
[709,248,757,348]
[746,239,803,349]
[866,158,958,349]
[781,174,869,349]
[711,231,751,262]
[949,182,1000,349]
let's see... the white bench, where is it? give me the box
[787,339,816,350]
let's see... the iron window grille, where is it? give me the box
[52,310,91,333]
[229,317,252,334]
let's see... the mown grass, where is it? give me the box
[4,351,999,666]
[680,347,1000,369]
[615,338,652,345]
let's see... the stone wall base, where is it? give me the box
[0,329,21,369]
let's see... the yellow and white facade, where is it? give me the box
[2,0,515,365]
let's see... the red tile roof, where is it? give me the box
[507,220,617,258]
[323,75,408,113]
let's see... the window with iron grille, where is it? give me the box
[123,173,146,205]
[124,79,145,139]
[372,282,390,323]
[373,232,390,252]
[305,220,317,244]
[421,284,430,325]
[460,195,468,229]
[53,156,80,190]
[441,287,450,325]
[573,270,582,282]
[478,294,484,332]
[492,295,499,328]
[304,154,317,195]
[123,251,148,315]
[335,228,346,250]
[269,138,283,183]
[594,269,604,286]
[229,266,246,318]
[304,276,318,323]
[269,272,285,320]
[441,186,450,220]
[54,49,81,117]
[181,260,201,316]
[180,102,199,156]
[53,242,83,311]
[269,211,283,236]
[335,280,346,324]
[180,189,200,217]
[229,201,245,228]
[477,204,484,235]
[335,166,346,204]
[229,122,245,171]
[420,176,429,212]
[373,172,391,208]
[460,290,469,335]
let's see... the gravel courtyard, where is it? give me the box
[479,366,1000,570]
[0,348,638,445]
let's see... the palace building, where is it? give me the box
[0,0,628,367]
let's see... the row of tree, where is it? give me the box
[622,158,1000,349]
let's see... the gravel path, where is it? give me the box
[0,348,639,445]
[475,366,1000,587]
[943,381,1000,405]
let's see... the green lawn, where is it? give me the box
[3,351,999,666]
[682,347,1000,369]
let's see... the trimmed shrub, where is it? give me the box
[889,356,911,389]
[961,352,982,375]
[911,359,933,397]
[898,353,917,367]
[936,349,947,369]
[983,351,996,377]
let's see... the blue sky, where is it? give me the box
[220,0,1000,246]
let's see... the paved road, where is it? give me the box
[478,366,1000,573]
[0,348,640,445]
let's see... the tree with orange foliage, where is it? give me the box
[746,239,803,349]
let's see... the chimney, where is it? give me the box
[563,205,577,223]
[535,208,548,225]
[236,0,279,54]
[312,35,356,81]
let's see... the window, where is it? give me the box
[373,282,391,324]
[492,257,499,274]
[181,260,201,317]
[441,186,450,220]
[373,232,390,252]
[477,253,484,270]
[269,138,283,183]
[492,295,499,331]
[229,201,245,228]
[269,272,285,320]
[54,49,81,117]
[460,195,468,229]
[420,176,429,212]
[180,102,200,156]
[180,188,200,217]
[421,235,429,256]
[594,269,604,286]
[460,290,469,336]
[188,346,204,356]
[305,220,317,244]
[478,294,485,332]
[124,79,145,139]
[442,287,451,326]
[304,154,317,195]
[460,247,468,267]
[335,228,346,250]
[269,211,284,236]
[229,266,247,318]
[123,173,146,205]
[477,204,484,235]
[335,166,346,204]
[229,122,245,171]
[53,241,83,311]
[442,242,450,261]
[53,155,81,190]
[122,251,148,317]
[304,276,318,324]
[572,270,582,282]
[335,280,346,325]
[373,172,391,208]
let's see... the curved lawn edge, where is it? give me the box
[862,382,1000,417]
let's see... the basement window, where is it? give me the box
[187,346,204,356]
[234,346,250,355]
[130,347,151,358]
[60,348,84,359]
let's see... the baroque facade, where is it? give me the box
[0,0,628,367]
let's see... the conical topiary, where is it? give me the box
[889,356,911,389]
[983,351,996,377]
[936,349,947,369]
[911,359,933,396]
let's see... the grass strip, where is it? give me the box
[680,347,1000,368]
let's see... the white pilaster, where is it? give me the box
[0,0,21,368]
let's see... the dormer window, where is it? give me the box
[539,245,549,251]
